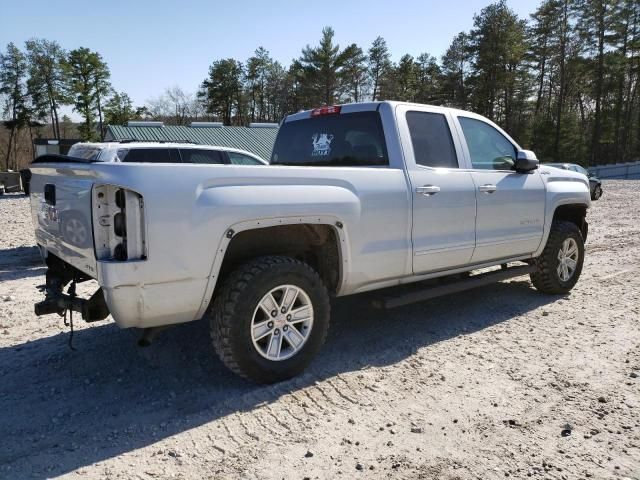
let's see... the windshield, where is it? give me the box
[574,165,589,176]
[271,111,388,167]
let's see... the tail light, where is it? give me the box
[93,185,146,261]
[310,105,341,117]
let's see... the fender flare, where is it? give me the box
[194,215,351,319]
[533,199,589,258]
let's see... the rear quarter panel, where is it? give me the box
[35,162,411,328]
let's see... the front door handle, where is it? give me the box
[415,185,441,196]
[478,184,497,194]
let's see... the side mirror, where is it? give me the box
[515,150,539,172]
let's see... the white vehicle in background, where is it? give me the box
[29,102,591,383]
[34,142,267,252]
[68,141,268,165]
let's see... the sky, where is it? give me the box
[1,0,540,111]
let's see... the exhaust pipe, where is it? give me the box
[137,326,170,347]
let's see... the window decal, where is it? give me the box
[311,133,334,157]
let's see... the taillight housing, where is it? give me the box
[93,185,146,261]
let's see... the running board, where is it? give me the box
[372,264,536,309]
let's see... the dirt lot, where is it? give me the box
[0,181,638,480]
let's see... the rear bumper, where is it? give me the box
[97,260,208,328]
[101,277,209,329]
[35,250,208,329]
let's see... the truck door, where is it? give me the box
[396,105,477,274]
[454,115,546,263]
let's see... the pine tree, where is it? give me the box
[298,27,347,106]
[394,54,418,101]
[415,53,442,104]
[441,32,471,108]
[200,59,244,125]
[0,42,28,170]
[367,36,392,101]
[104,92,137,125]
[25,39,68,140]
[64,47,97,141]
[246,47,273,122]
[467,1,529,134]
[339,44,369,103]
[575,0,619,164]
[91,51,111,140]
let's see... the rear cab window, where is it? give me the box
[271,111,388,167]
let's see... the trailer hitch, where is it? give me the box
[35,287,110,323]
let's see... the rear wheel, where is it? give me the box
[209,256,330,383]
[530,221,584,294]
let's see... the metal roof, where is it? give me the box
[105,124,278,161]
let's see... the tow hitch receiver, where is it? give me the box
[34,287,110,323]
[34,253,110,323]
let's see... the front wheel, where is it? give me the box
[530,221,585,294]
[209,256,330,383]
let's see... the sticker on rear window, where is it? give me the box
[311,133,334,157]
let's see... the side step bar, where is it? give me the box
[372,264,536,309]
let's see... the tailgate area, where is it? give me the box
[30,165,98,278]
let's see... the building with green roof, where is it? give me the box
[104,121,279,161]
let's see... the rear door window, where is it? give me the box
[406,111,458,168]
[271,111,388,167]
[180,149,224,164]
[120,148,171,163]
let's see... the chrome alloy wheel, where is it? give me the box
[251,285,314,361]
[557,238,579,282]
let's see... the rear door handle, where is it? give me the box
[478,184,497,194]
[415,185,441,196]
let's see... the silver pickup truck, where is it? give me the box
[29,101,591,383]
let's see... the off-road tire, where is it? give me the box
[530,221,584,294]
[209,256,330,383]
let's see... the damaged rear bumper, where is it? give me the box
[35,250,208,329]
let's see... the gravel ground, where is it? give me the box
[0,181,638,480]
